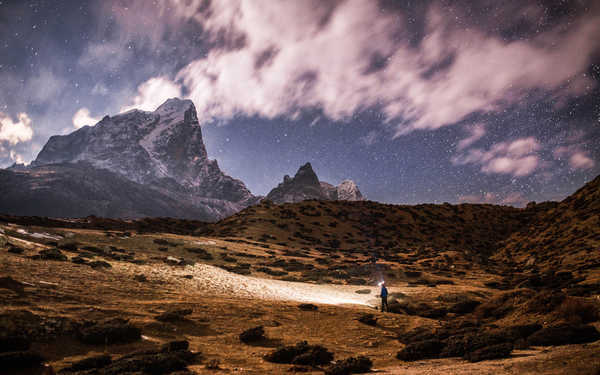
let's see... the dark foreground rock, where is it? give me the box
[60,354,112,372]
[77,318,141,345]
[37,248,68,261]
[0,350,45,369]
[0,334,30,352]
[464,343,513,362]
[357,314,377,326]
[298,303,318,311]
[325,356,373,375]
[527,324,600,346]
[265,341,333,366]
[62,344,198,375]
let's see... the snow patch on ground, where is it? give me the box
[132,262,380,307]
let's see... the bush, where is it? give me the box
[556,297,599,323]
[264,341,333,366]
[326,356,372,375]
[396,339,445,361]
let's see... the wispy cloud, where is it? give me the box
[113,0,600,135]
[452,137,541,177]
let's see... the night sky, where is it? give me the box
[1,0,599,206]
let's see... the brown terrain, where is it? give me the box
[1,175,600,374]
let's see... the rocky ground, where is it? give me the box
[1,220,599,375]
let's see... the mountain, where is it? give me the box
[2,98,260,220]
[265,162,364,203]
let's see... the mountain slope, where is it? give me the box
[0,163,220,220]
[495,175,600,272]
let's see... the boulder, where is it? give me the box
[77,318,141,345]
[161,340,190,352]
[155,308,193,322]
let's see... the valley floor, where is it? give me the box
[1,224,599,374]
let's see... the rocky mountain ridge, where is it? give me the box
[266,162,364,204]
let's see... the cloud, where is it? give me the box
[452,137,541,177]
[0,112,34,145]
[131,0,600,135]
[72,108,101,129]
[569,152,595,170]
[553,144,595,170]
[457,124,486,151]
[120,76,182,113]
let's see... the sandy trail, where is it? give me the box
[131,262,386,307]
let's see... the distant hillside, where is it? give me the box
[495,175,600,272]
[202,199,534,264]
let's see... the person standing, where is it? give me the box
[380,282,388,312]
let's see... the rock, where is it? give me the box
[527,324,600,346]
[77,318,141,345]
[155,308,193,322]
[240,326,266,343]
[396,339,445,361]
[325,356,373,375]
[464,343,513,362]
[298,303,318,311]
[357,314,377,326]
[134,274,148,282]
[265,341,333,366]
[354,289,371,294]
[61,354,112,372]
[88,260,111,269]
[161,340,190,352]
[37,248,67,261]
[0,351,45,369]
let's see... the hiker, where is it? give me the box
[380,281,388,312]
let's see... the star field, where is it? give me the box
[0,0,599,206]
